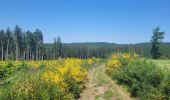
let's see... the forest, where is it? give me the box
[1,25,170,61]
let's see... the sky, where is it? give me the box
[0,0,170,44]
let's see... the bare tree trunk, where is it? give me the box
[1,43,4,60]
[32,52,34,60]
[36,45,38,60]
[29,51,31,60]
[16,43,19,60]
[28,51,30,61]
[23,51,26,61]
[12,51,14,60]
[46,50,49,60]
[38,49,41,60]
[41,55,43,61]
[30,51,32,60]
[6,39,9,60]
[26,46,29,61]
[31,52,33,60]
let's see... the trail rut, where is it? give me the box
[79,64,133,100]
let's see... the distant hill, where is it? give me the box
[44,42,170,58]
[66,42,117,48]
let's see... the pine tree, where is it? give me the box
[56,36,62,58]
[53,38,58,59]
[151,26,165,59]
[14,25,23,60]
[34,29,43,60]
[5,28,13,60]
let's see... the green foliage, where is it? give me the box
[0,59,94,99]
[160,73,170,100]
[103,90,113,100]
[68,82,82,98]
[118,60,167,99]
[151,26,165,59]
[95,95,100,100]
[0,74,73,100]
[0,62,14,79]
[106,54,170,99]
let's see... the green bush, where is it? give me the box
[160,73,170,100]
[0,62,14,80]
[107,54,170,99]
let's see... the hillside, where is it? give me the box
[44,42,170,58]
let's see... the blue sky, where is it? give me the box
[0,0,169,44]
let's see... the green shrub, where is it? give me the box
[0,62,14,80]
[160,72,170,100]
[103,90,113,100]
[106,54,170,99]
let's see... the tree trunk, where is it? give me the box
[26,45,29,60]
[16,43,19,60]
[23,51,26,61]
[36,45,38,60]
[41,54,43,60]
[31,52,34,60]
[12,51,14,60]
[6,39,9,60]
[1,43,4,60]
[29,51,31,60]
[38,49,41,60]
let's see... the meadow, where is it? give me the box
[148,59,170,68]
[0,54,170,100]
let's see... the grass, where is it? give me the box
[93,64,108,86]
[103,90,114,100]
[93,64,131,100]
[97,78,107,86]
[147,59,170,68]
[94,95,100,100]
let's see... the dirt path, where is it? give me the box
[79,64,133,100]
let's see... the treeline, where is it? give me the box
[1,25,168,60]
[0,25,115,60]
[0,25,44,60]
